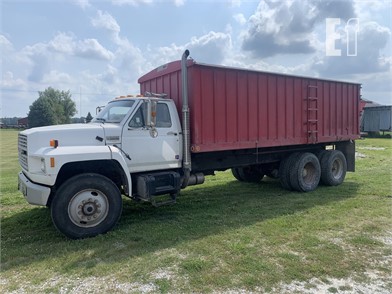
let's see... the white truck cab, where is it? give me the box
[18,96,186,239]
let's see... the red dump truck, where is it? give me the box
[18,50,360,238]
[139,50,359,188]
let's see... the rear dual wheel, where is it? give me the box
[279,150,347,192]
[289,153,321,192]
[280,152,321,192]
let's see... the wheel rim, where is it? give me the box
[331,158,343,179]
[68,189,109,228]
[302,162,316,185]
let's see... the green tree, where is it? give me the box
[28,87,77,128]
[86,112,93,123]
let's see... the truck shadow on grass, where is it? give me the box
[1,177,359,272]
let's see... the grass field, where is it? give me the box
[1,129,391,293]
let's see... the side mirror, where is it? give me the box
[146,100,158,138]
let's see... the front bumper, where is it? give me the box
[18,172,51,206]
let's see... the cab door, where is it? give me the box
[122,100,182,172]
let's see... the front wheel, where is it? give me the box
[51,173,122,239]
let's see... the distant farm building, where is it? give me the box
[361,105,392,134]
[18,117,29,128]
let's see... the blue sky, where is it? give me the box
[1,0,391,118]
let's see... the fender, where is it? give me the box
[108,145,132,195]
[27,146,131,193]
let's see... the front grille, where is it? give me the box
[18,134,28,170]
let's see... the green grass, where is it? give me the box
[1,129,391,293]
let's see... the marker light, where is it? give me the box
[50,140,59,148]
[50,157,55,168]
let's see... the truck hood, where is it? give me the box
[20,123,122,152]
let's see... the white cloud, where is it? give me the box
[228,0,241,8]
[20,32,115,83]
[76,39,114,60]
[233,13,246,25]
[48,32,75,54]
[47,32,114,60]
[100,65,119,84]
[354,0,391,21]
[112,38,146,82]
[112,0,153,6]
[41,70,73,85]
[313,21,391,76]
[154,31,232,66]
[242,0,356,58]
[173,0,185,7]
[188,31,232,63]
[0,71,26,88]
[91,10,121,36]
[111,0,184,7]
[0,35,13,51]
[71,0,91,9]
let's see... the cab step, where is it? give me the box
[150,193,177,207]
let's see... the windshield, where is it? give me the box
[92,100,135,124]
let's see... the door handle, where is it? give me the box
[167,132,178,136]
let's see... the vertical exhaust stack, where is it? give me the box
[181,50,191,188]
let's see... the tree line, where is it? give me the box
[27,87,92,128]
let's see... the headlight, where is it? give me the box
[40,158,46,173]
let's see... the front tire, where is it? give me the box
[51,173,122,239]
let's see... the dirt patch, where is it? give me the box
[355,152,366,158]
[357,147,386,151]
[270,275,391,294]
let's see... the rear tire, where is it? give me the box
[315,149,328,162]
[51,173,122,239]
[266,168,279,179]
[289,152,321,192]
[279,152,300,190]
[231,168,243,181]
[232,166,264,182]
[320,150,347,186]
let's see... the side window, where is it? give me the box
[156,103,172,128]
[128,102,171,128]
[129,104,146,128]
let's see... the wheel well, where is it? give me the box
[49,160,128,205]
